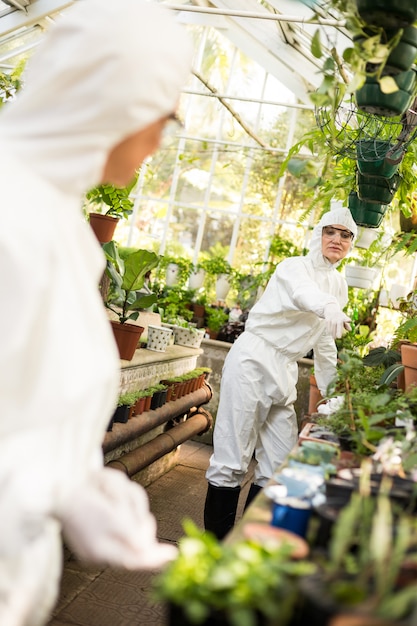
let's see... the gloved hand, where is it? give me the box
[323,303,351,339]
[60,467,177,569]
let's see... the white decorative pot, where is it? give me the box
[172,325,205,349]
[165,263,180,287]
[146,324,173,352]
[389,283,408,309]
[188,268,205,290]
[355,227,379,249]
[215,274,231,301]
[345,265,377,289]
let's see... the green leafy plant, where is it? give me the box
[312,461,417,621]
[117,391,138,407]
[201,256,233,276]
[159,255,194,288]
[103,242,159,324]
[319,351,409,454]
[85,176,137,219]
[154,519,315,626]
[393,290,417,344]
[205,306,229,333]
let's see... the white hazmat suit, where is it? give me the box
[0,1,192,625]
[204,207,357,538]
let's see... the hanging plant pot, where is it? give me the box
[110,321,144,361]
[345,265,377,289]
[355,70,416,117]
[356,140,403,178]
[356,0,417,29]
[356,172,399,205]
[385,25,417,74]
[89,213,119,243]
[348,192,387,228]
[165,262,180,287]
[188,268,206,290]
[215,274,231,301]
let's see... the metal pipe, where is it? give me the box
[167,4,344,26]
[106,407,213,477]
[103,382,212,455]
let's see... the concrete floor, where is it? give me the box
[47,441,255,626]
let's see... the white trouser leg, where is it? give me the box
[206,333,298,488]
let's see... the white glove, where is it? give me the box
[323,303,351,339]
[60,468,177,569]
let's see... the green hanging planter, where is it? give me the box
[385,25,417,74]
[356,172,399,204]
[360,25,417,76]
[348,191,387,227]
[356,0,417,29]
[356,70,416,117]
[356,139,404,177]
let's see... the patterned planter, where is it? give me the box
[146,324,173,352]
[172,325,205,349]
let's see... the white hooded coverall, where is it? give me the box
[0,2,192,625]
[206,207,358,489]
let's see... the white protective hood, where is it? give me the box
[0,0,193,197]
[307,205,358,268]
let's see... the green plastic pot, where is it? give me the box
[356,140,403,178]
[356,172,399,204]
[384,26,417,74]
[348,192,387,227]
[356,85,413,117]
[356,0,417,29]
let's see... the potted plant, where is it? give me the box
[102,242,159,360]
[84,176,137,243]
[159,255,193,288]
[201,256,234,302]
[205,306,229,340]
[153,519,315,626]
[188,262,206,291]
[111,390,138,424]
[298,463,417,625]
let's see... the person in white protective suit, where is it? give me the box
[204,206,358,539]
[0,1,192,625]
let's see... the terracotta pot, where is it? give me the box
[400,343,417,392]
[308,374,323,415]
[133,395,146,416]
[110,321,144,361]
[89,212,118,243]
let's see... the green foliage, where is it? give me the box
[103,242,159,324]
[205,306,228,332]
[201,256,233,276]
[153,519,315,626]
[85,177,137,219]
[321,351,410,455]
[117,391,138,407]
[393,291,417,344]
[155,285,194,324]
[319,463,417,620]
[0,60,25,105]
[157,255,194,288]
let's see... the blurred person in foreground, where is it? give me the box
[204,206,357,539]
[0,1,192,624]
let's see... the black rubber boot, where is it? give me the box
[203,483,241,540]
[243,482,262,511]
